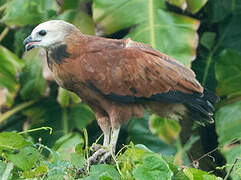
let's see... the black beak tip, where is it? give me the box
[23,35,32,46]
[23,35,36,51]
[26,45,35,51]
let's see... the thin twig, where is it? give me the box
[84,128,90,173]
[0,27,9,42]
[188,147,219,167]
[0,101,36,124]
[224,157,241,180]
[18,126,53,135]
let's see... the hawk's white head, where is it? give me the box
[23,20,79,51]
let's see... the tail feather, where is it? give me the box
[187,89,219,124]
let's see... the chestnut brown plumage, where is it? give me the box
[24,20,217,163]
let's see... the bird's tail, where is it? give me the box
[187,89,219,124]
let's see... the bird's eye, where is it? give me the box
[38,30,46,36]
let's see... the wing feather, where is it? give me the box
[70,37,203,98]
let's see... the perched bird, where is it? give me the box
[23,20,217,163]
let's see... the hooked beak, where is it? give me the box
[23,35,40,51]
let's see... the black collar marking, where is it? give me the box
[50,44,70,64]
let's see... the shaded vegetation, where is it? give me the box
[0,0,240,179]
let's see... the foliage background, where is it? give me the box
[0,0,240,179]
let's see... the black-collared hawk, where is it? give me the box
[23,20,217,163]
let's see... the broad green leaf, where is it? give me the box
[20,49,47,100]
[45,174,65,180]
[167,0,208,14]
[58,10,95,35]
[149,114,181,144]
[93,0,199,66]
[216,100,241,146]
[23,98,64,147]
[1,0,58,26]
[0,45,24,106]
[90,164,121,180]
[186,0,208,14]
[183,168,221,180]
[166,0,187,10]
[208,0,234,23]
[57,88,70,107]
[222,145,241,180]
[1,0,42,26]
[58,0,80,11]
[133,154,173,180]
[200,0,241,87]
[22,164,48,178]
[6,146,40,171]
[128,113,177,155]
[118,146,147,179]
[57,88,82,107]
[70,153,86,168]
[215,1,241,52]
[0,132,31,152]
[200,32,216,51]
[53,133,84,160]
[215,50,241,98]
[68,103,95,131]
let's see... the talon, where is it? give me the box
[88,148,106,165]
[91,144,102,152]
[99,151,112,164]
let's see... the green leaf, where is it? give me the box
[186,0,208,14]
[6,146,40,171]
[208,0,234,23]
[57,88,70,107]
[1,0,42,26]
[217,1,241,53]
[0,132,31,152]
[57,88,82,107]
[45,174,65,180]
[58,10,95,35]
[215,50,241,98]
[0,45,24,106]
[133,154,173,180]
[90,164,121,180]
[222,145,241,180]
[1,0,58,26]
[20,49,47,100]
[58,0,81,11]
[22,164,48,178]
[166,0,187,10]
[149,114,181,144]
[70,153,86,168]
[53,133,84,160]
[183,168,221,180]
[93,0,200,66]
[128,113,177,155]
[200,32,216,51]
[216,100,241,145]
[68,103,95,131]
[167,0,208,14]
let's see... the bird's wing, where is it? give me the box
[74,37,203,102]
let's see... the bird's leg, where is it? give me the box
[88,127,110,165]
[110,127,120,153]
[103,127,110,146]
[99,127,120,163]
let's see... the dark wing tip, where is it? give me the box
[188,89,219,124]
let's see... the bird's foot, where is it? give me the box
[88,144,112,165]
[76,144,113,176]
